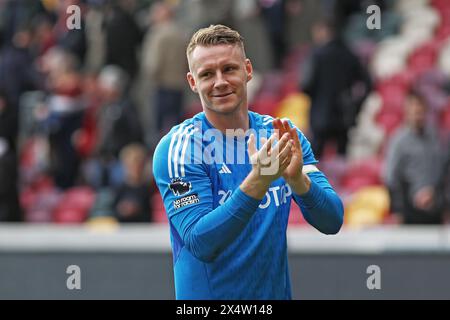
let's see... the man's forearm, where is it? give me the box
[185,170,273,261]
[240,169,271,200]
[293,172,344,234]
[184,187,261,262]
[288,173,311,195]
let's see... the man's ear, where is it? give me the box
[245,59,253,82]
[187,72,197,93]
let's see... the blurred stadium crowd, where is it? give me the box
[0,0,449,226]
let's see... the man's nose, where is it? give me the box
[214,72,228,89]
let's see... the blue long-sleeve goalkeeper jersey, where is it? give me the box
[153,111,343,300]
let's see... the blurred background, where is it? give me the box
[0,0,450,299]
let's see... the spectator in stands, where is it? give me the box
[31,15,57,57]
[0,89,22,221]
[384,91,446,224]
[54,0,87,65]
[440,139,450,222]
[328,0,386,33]
[0,26,42,113]
[257,0,288,70]
[40,47,84,189]
[301,19,372,159]
[84,0,107,73]
[113,143,153,222]
[0,0,46,49]
[104,0,143,81]
[84,65,143,189]
[141,1,187,140]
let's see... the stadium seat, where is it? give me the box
[63,187,95,208]
[53,206,88,224]
[340,158,383,193]
[86,216,119,232]
[438,39,450,77]
[345,185,390,228]
[52,187,95,223]
[183,101,203,119]
[440,104,450,132]
[280,72,299,97]
[288,204,307,225]
[372,37,412,79]
[259,72,284,97]
[23,188,61,223]
[375,109,404,136]
[20,188,38,213]
[377,84,407,112]
[251,93,280,115]
[319,157,348,191]
[152,193,168,223]
[432,0,450,10]
[274,93,310,133]
[408,42,438,75]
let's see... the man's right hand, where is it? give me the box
[414,186,435,211]
[240,132,293,200]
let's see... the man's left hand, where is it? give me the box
[272,118,310,195]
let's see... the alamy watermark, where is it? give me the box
[366,265,381,290]
[66,265,81,290]
[366,5,381,30]
[65,4,380,33]
[66,5,81,30]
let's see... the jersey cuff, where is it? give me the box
[293,178,321,209]
[302,164,320,174]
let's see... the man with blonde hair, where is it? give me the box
[153,25,343,299]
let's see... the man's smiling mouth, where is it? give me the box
[212,92,233,98]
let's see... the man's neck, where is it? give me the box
[204,108,250,133]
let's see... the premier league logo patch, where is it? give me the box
[169,178,192,196]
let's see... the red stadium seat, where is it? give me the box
[408,42,438,75]
[432,0,450,10]
[20,188,38,212]
[288,205,307,225]
[184,101,203,119]
[376,80,408,113]
[319,157,348,190]
[260,72,283,96]
[341,176,379,193]
[440,104,450,132]
[340,158,383,193]
[62,187,96,210]
[375,109,404,136]
[52,187,95,223]
[251,94,280,115]
[23,187,61,223]
[53,206,88,224]
[436,24,450,42]
[152,193,168,223]
[280,72,299,97]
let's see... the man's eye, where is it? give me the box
[200,72,212,78]
[224,66,236,72]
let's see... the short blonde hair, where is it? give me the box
[186,24,245,60]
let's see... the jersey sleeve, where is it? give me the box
[282,120,343,234]
[153,129,261,263]
[293,171,344,234]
